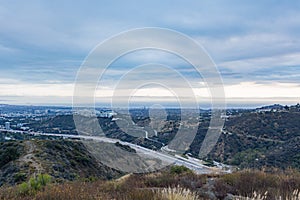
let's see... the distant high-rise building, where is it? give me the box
[5,122,10,130]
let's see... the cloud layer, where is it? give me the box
[0,0,299,106]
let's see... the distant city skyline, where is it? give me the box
[0,1,299,107]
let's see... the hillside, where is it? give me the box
[0,139,121,187]
[205,109,300,169]
[27,106,300,170]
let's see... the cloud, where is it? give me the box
[224,82,300,98]
[0,1,299,105]
[0,82,74,97]
[0,79,298,106]
[217,52,300,84]
[198,33,300,62]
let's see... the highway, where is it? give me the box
[1,128,221,174]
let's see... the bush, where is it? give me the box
[0,144,21,167]
[170,165,191,174]
[14,172,27,183]
[215,170,300,199]
[18,182,30,195]
[18,174,51,195]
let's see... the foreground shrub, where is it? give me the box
[144,170,206,190]
[214,170,300,199]
[18,174,51,195]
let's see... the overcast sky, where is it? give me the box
[0,0,299,107]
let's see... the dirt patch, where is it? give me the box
[18,141,43,173]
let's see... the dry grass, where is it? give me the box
[233,191,268,200]
[233,190,300,200]
[1,169,300,200]
[158,186,200,200]
[214,169,300,199]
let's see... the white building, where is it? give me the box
[98,109,116,118]
[5,122,10,130]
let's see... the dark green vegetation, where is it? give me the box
[114,142,136,153]
[194,107,300,170]
[30,115,164,150]
[170,165,192,174]
[0,168,300,200]
[36,140,121,181]
[29,115,77,135]
[0,141,25,186]
[0,142,23,168]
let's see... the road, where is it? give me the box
[1,128,222,174]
